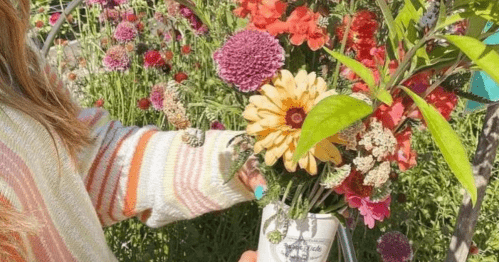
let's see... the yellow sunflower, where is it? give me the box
[242,69,348,175]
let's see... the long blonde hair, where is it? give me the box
[0,0,94,259]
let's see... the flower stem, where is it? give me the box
[331,0,355,89]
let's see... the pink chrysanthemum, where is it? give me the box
[113,0,128,5]
[49,12,61,26]
[149,83,166,110]
[114,21,137,43]
[143,50,166,68]
[377,231,413,262]
[213,30,284,92]
[103,45,130,71]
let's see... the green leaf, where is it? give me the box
[466,16,488,38]
[443,35,499,85]
[436,0,447,28]
[323,47,376,88]
[435,12,470,31]
[374,88,393,106]
[376,0,398,57]
[394,0,424,41]
[400,86,477,206]
[292,95,373,163]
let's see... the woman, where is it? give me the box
[0,0,260,260]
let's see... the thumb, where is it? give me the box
[238,250,257,262]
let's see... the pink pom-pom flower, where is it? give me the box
[213,30,284,92]
[103,45,130,71]
[114,21,138,43]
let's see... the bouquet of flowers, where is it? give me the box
[211,0,499,260]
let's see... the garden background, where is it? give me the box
[29,0,499,260]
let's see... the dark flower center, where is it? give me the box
[285,107,307,129]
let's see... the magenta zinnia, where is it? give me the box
[114,21,138,43]
[103,45,130,71]
[213,30,284,92]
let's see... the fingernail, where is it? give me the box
[255,185,267,200]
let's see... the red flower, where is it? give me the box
[407,86,458,121]
[285,6,329,51]
[144,50,166,68]
[234,0,288,36]
[374,98,405,130]
[387,126,417,171]
[336,10,378,55]
[174,72,188,83]
[94,98,105,107]
[137,98,151,110]
[126,14,138,22]
[181,45,191,55]
[35,20,44,28]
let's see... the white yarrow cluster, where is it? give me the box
[358,119,397,161]
[364,161,391,188]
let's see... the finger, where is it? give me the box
[238,250,257,262]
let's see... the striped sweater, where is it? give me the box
[0,69,254,261]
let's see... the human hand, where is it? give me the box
[238,250,257,262]
[236,155,266,198]
[228,134,267,199]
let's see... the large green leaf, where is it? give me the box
[400,86,477,205]
[323,47,376,88]
[376,0,398,57]
[394,0,424,41]
[292,95,373,163]
[443,35,499,85]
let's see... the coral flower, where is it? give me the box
[143,50,166,68]
[243,69,348,175]
[35,20,44,28]
[181,45,191,55]
[284,6,329,51]
[174,72,188,83]
[137,98,151,110]
[49,12,61,26]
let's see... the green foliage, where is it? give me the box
[401,86,477,205]
[443,35,499,85]
[292,95,373,162]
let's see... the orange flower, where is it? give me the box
[285,6,329,51]
[235,0,287,35]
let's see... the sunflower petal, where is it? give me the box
[284,149,298,172]
[273,70,296,93]
[264,145,281,166]
[314,139,343,165]
[327,134,349,146]
[261,84,284,108]
[246,122,265,135]
[258,113,283,128]
[250,95,282,114]
[242,105,261,122]
[307,152,318,175]
[294,70,309,99]
[315,76,328,95]
[255,131,280,153]
[307,72,317,91]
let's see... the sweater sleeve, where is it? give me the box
[76,107,255,228]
